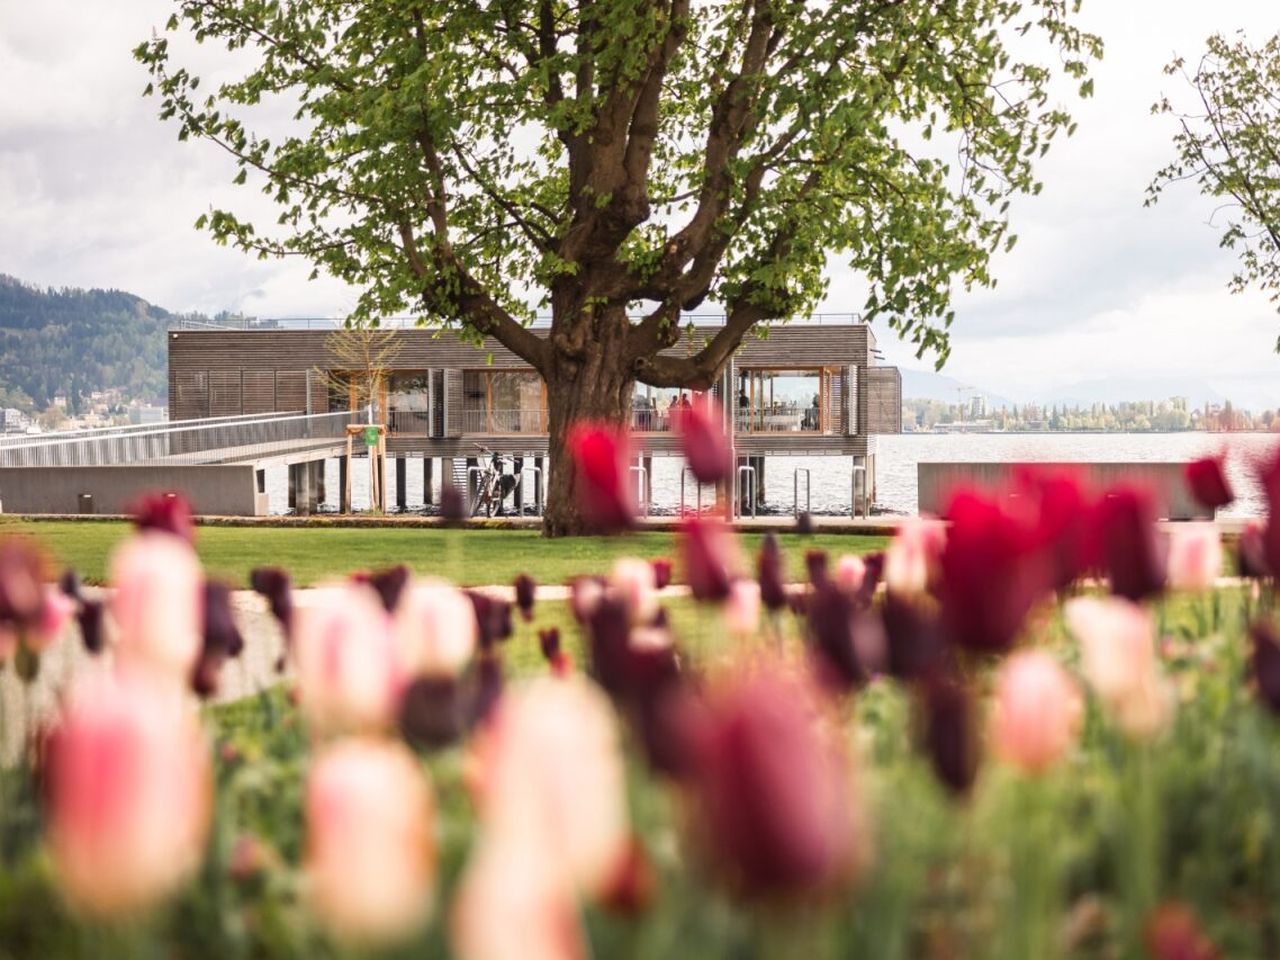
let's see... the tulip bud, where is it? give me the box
[513,574,536,621]
[45,673,211,916]
[681,518,739,602]
[674,397,732,484]
[109,532,203,679]
[834,554,867,595]
[757,533,788,612]
[724,579,761,638]
[1250,620,1280,715]
[1145,902,1221,960]
[1095,486,1167,602]
[305,739,436,943]
[130,492,195,545]
[611,557,659,625]
[567,422,635,532]
[920,673,981,796]
[1238,522,1271,579]
[884,518,944,595]
[366,565,410,613]
[1166,523,1222,592]
[440,484,468,524]
[250,566,294,634]
[990,651,1082,775]
[650,558,673,590]
[0,538,48,630]
[805,550,829,587]
[1185,455,1234,511]
[293,583,406,735]
[395,579,477,677]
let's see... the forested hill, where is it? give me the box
[0,274,174,412]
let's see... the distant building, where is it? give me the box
[969,394,987,419]
[128,406,167,425]
[1,408,31,433]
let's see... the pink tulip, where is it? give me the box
[681,517,741,602]
[724,580,762,637]
[1165,523,1222,591]
[45,673,211,916]
[991,651,1082,774]
[452,829,588,960]
[294,583,407,735]
[673,397,732,485]
[109,532,204,679]
[26,585,75,653]
[883,518,945,595]
[833,554,867,594]
[305,739,436,943]
[1064,596,1173,738]
[610,557,659,626]
[394,578,477,677]
[474,677,631,898]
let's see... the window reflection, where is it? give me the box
[463,371,545,432]
[736,369,824,433]
[631,387,704,431]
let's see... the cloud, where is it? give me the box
[1,0,1278,402]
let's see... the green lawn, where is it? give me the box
[0,518,889,587]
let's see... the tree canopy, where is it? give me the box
[1149,31,1280,348]
[137,1,1101,378]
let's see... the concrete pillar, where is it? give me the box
[466,456,479,507]
[287,464,297,510]
[753,456,766,505]
[513,455,525,513]
[339,457,351,513]
[313,460,326,505]
[423,457,434,505]
[256,469,266,494]
[534,456,544,512]
[291,462,314,516]
[396,456,408,510]
[642,455,653,508]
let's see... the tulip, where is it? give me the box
[920,673,981,796]
[77,600,105,655]
[305,739,436,943]
[452,829,588,960]
[398,676,467,748]
[109,532,204,679]
[795,512,814,535]
[27,585,75,653]
[395,578,477,677]
[293,582,406,735]
[538,627,571,675]
[724,579,761,638]
[191,581,244,697]
[1250,620,1280,714]
[1257,446,1280,575]
[440,484,468,524]
[884,518,944,595]
[650,558,673,590]
[834,554,866,595]
[471,652,505,725]
[1185,455,1234,511]
[681,517,739,602]
[674,397,732,484]
[757,533,788,611]
[880,593,946,680]
[1166,523,1222,591]
[1238,522,1271,579]
[1064,596,1173,738]
[467,591,513,649]
[476,677,631,898]
[366,565,410,613]
[45,673,211,916]
[249,566,294,634]
[682,666,860,898]
[611,557,659,625]
[938,490,1050,654]
[990,651,1082,775]
[130,491,195,545]
[1095,485,1167,602]
[807,584,866,690]
[1145,902,1221,960]
[513,574,537,621]
[0,538,48,648]
[569,575,607,624]
[805,549,829,587]
[1018,467,1096,590]
[567,422,634,532]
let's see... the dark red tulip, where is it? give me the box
[881,594,946,681]
[440,484,468,524]
[567,422,635,532]
[537,626,570,675]
[1094,485,1167,602]
[470,652,504,725]
[467,592,513,649]
[191,581,244,699]
[58,569,83,603]
[807,584,865,691]
[684,669,858,899]
[585,596,679,705]
[681,518,738,602]
[77,600,105,655]
[1257,447,1280,575]
[569,575,608,624]
[920,673,980,796]
[758,534,787,612]
[1185,455,1234,511]
[1017,467,1096,590]
[856,552,885,607]
[513,574,536,622]
[249,567,294,634]
[1238,523,1271,579]
[674,398,732,485]
[938,489,1050,653]
[805,550,829,587]
[0,538,46,629]
[650,558,673,590]
[1145,902,1221,960]
[1251,621,1280,715]
[398,676,466,748]
[365,565,410,613]
[130,492,195,545]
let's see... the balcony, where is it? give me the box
[462,407,546,434]
[388,409,432,435]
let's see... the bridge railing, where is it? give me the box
[0,410,307,450]
[0,411,359,468]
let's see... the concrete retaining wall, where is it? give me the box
[0,465,267,516]
[918,462,1211,521]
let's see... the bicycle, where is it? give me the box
[470,445,522,518]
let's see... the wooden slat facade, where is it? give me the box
[167,323,899,452]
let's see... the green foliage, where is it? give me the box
[136,1,1101,373]
[1149,32,1280,348]
[0,275,172,412]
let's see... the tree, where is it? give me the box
[136,1,1100,535]
[314,326,404,415]
[1149,32,1280,348]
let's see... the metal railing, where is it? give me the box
[388,409,433,435]
[735,408,826,434]
[461,408,545,434]
[0,410,305,449]
[170,312,864,333]
[0,411,356,468]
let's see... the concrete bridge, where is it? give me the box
[0,411,359,516]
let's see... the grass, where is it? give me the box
[0,517,889,588]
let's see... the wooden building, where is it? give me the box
[167,320,901,514]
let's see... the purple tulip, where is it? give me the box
[806,584,865,691]
[920,673,980,796]
[398,676,466,748]
[757,534,788,612]
[881,594,946,680]
[513,574,536,622]
[673,398,732,485]
[681,518,738,603]
[1095,485,1167,602]
[1251,621,1280,715]
[440,485,467,524]
[249,567,294,635]
[805,550,829,587]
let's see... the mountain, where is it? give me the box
[898,367,1016,409]
[0,275,175,412]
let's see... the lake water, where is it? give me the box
[265,432,1280,519]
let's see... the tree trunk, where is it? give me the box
[542,316,635,538]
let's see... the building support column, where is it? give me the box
[534,456,544,513]
[642,455,653,509]
[466,456,479,510]
[513,455,525,514]
[395,456,408,511]
[313,460,327,506]
[752,456,766,506]
[423,457,433,505]
[339,456,350,513]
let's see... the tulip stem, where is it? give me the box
[1001,777,1057,960]
[1118,740,1161,955]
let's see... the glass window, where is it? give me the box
[463,371,545,432]
[388,373,431,434]
[737,369,823,432]
[631,386,705,431]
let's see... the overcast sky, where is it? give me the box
[2,1,1278,405]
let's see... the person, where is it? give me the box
[679,393,692,409]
